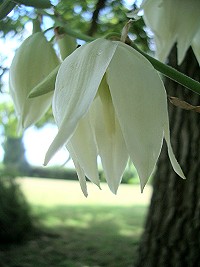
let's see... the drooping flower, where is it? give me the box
[9,32,60,131]
[140,0,200,65]
[44,38,185,196]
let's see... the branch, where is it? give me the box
[88,0,107,36]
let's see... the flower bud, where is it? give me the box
[9,32,60,131]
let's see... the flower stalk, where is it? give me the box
[54,27,77,60]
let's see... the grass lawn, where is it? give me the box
[0,178,152,267]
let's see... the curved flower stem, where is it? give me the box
[41,11,95,42]
[57,24,94,42]
[32,18,42,33]
[131,43,200,95]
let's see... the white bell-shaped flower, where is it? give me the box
[9,32,60,130]
[44,38,185,196]
[142,0,200,65]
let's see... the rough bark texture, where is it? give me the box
[134,48,200,267]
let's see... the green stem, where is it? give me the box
[55,27,77,60]
[104,32,121,40]
[131,43,200,95]
[41,11,95,42]
[32,18,42,33]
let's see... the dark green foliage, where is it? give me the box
[0,177,33,244]
[55,0,148,48]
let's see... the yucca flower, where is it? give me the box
[44,38,185,196]
[9,32,60,131]
[140,0,200,65]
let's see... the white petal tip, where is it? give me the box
[180,172,186,180]
[109,186,118,195]
[140,184,145,194]
[79,183,88,197]
[92,181,101,189]
[43,158,49,166]
[140,178,147,193]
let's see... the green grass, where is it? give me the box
[0,179,151,267]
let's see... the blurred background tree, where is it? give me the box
[0,102,29,173]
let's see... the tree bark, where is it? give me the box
[134,48,200,267]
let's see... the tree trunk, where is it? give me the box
[134,48,200,267]
[3,136,30,174]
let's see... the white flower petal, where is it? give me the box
[143,0,200,64]
[22,92,53,128]
[67,143,88,197]
[192,29,200,66]
[44,38,118,165]
[163,123,186,180]
[175,1,200,64]
[90,76,129,194]
[67,114,100,187]
[143,0,176,62]
[107,42,167,190]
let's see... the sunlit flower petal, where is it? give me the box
[67,143,88,197]
[107,42,170,190]
[44,38,118,165]
[90,76,129,194]
[67,115,100,187]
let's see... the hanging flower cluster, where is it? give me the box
[9,22,186,196]
[135,0,200,65]
[42,38,185,196]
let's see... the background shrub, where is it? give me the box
[0,176,33,244]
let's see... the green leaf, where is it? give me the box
[15,0,52,9]
[29,65,60,98]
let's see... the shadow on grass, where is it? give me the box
[0,205,147,267]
